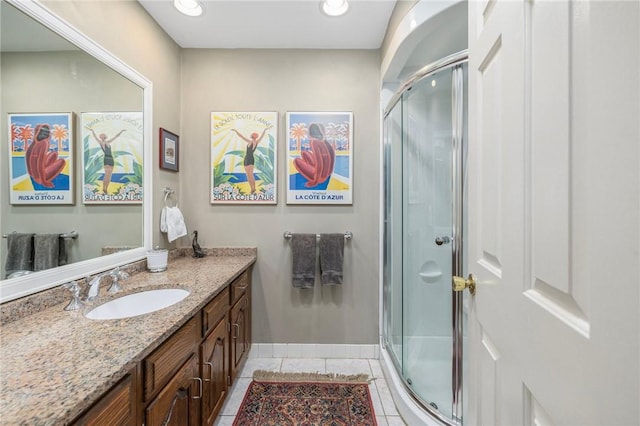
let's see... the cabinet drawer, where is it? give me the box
[73,372,136,425]
[230,270,250,306]
[144,317,199,401]
[202,287,229,338]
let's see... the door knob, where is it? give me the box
[452,274,476,296]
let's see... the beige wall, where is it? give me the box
[35,2,381,344]
[180,49,381,344]
[43,0,182,249]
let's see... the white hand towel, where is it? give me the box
[160,207,168,233]
[163,206,187,242]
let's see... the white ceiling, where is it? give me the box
[138,0,397,49]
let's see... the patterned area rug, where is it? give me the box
[233,370,377,426]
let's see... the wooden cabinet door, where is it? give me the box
[230,293,249,381]
[144,354,201,426]
[200,317,229,426]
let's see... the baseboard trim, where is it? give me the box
[249,343,380,359]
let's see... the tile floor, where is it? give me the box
[214,347,407,425]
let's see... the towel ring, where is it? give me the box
[163,187,178,207]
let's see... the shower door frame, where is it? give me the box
[382,50,468,426]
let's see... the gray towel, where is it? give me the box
[319,233,344,285]
[291,233,316,289]
[5,233,34,277]
[33,234,60,271]
[58,236,70,266]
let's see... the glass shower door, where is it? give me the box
[401,68,456,418]
[383,99,404,366]
[383,58,467,425]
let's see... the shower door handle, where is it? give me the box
[435,236,451,246]
[452,274,476,296]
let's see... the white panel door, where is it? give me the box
[467,1,639,425]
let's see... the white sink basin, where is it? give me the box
[85,288,189,320]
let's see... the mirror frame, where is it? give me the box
[0,0,153,303]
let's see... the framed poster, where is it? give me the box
[8,113,74,205]
[80,112,143,204]
[159,127,179,172]
[286,111,353,205]
[211,111,277,204]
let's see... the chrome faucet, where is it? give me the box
[85,267,130,301]
[107,266,129,294]
[62,281,83,311]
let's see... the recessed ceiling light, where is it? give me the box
[174,0,204,17]
[322,0,349,17]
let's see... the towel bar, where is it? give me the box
[2,230,78,239]
[283,231,352,241]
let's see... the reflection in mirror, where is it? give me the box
[0,0,152,302]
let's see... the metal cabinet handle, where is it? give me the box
[232,323,240,339]
[192,377,203,399]
[161,388,187,426]
[203,361,213,382]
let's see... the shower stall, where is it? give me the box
[382,51,468,425]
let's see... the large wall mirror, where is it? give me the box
[0,0,152,303]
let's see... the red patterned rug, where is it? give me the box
[233,370,377,426]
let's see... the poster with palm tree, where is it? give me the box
[286,111,353,205]
[8,113,74,205]
[211,112,277,204]
[80,112,143,204]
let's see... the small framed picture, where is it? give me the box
[160,127,179,172]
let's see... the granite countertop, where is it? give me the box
[0,249,256,425]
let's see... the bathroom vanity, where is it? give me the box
[0,248,255,425]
